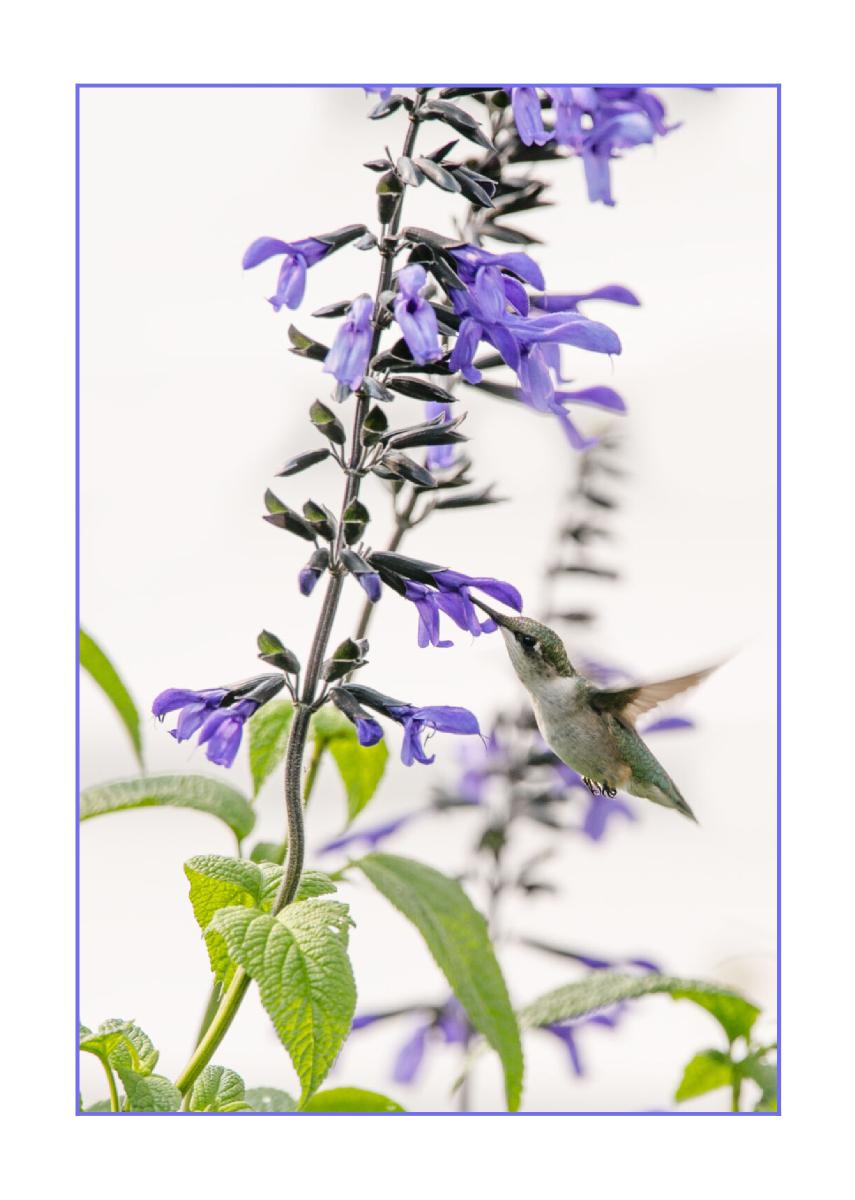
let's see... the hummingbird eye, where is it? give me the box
[516,633,538,653]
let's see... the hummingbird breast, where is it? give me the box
[532,678,630,790]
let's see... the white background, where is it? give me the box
[5,0,849,1193]
[78,84,777,1113]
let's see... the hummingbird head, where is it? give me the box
[472,599,575,690]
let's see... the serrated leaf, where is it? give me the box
[187,1065,250,1112]
[118,1069,181,1112]
[79,1020,134,1063]
[248,699,294,798]
[245,1087,297,1112]
[301,1087,405,1113]
[519,973,760,1044]
[80,775,255,841]
[187,855,335,985]
[309,707,389,825]
[207,900,356,1102]
[356,853,523,1112]
[80,630,143,768]
[674,1049,734,1102]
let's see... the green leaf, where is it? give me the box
[739,1053,778,1112]
[249,840,286,864]
[185,855,336,984]
[187,1065,251,1112]
[117,1069,181,1112]
[80,629,144,769]
[519,973,760,1045]
[245,1087,297,1112]
[356,853,523,1112]
[80,1019,159,1077]
[301,1087,405,1113]
[207,899,356,1103]
[675,1049,734,1102]
[80,774,255,841]
[248,699,294,797]
[310,707,389,824]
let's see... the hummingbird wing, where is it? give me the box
[589,666,717,726]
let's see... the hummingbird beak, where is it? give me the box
[470,595,516,630]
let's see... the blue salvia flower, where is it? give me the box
[337,684,481,766]
[242,235,333,311]
[152,674,285,768]
[542,1006,626,1077]
[392,264,442,364]
[323,294,374,390]
[507,86,553,147]
[423,401,457,472]
[347,998,471,1085]
[319,811,423,855]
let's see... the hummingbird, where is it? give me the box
[473,599,716,822]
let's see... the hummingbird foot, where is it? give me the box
[581,776,618,798]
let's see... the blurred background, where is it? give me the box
[79,85,777,1112]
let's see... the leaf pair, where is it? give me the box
[80,1020,179,1112]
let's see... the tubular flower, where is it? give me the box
[323,294,374,390]
[338,684,481,766]
[242,223,367,309]
[507,86,553,147]
[152,674,285,769]
[392,264,442,363]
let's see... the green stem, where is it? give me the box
[175,969,251,1095]
[194,980,223,1049]
[100,1056,120,1113]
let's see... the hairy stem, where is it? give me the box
[174,96,425,1096]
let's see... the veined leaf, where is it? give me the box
[117,1069,181,1112]
[187,1065,250,1112]
[310,707,389,824]
[519,973,760,1044]
[80,774,255,842]
[248,699,294,797]
[79,1019,158,1077]
[245,1087,297,1112]
[356,853,523,1112]
[301,1087,405,1113]
[185,854,336,984]
[207,899,356,1103]
[80,629,144,769]
[675,1049,734,1102]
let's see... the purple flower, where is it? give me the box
[319,811,420,855]
[242,235,332,311]
[346,997,471,1087]
[152,687,229,742]
[393,264,442,364]
[451,245,545,291]
[642,716,694,734]
[341,684,481,767]
[507,87,553,147]
[363,85,394,102]
[152,674,285,769]
[298,548,329,597]
[532,285,641,313]
[323,294,374,390]
[197,698,258,768]
[543,1005,626,1077]
[424,401,457,472]
[389,703,481,766]
[393,1025,431,1083]
[400,567,522,649]
[355,715,384,746]
[582,111,656,207]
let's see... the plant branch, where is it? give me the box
[174,96,426,1095]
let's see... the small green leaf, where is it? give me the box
[301,1087,405,1113]
[248,700,294,798]
[80,1019,159,1077]
[80,775,255,841]
[186,855,335,983]
[739,1053,778,1112]
[118,1069,181,1112]
[519,973,760,1045]
[357,853,523,1112]
[80,630,143,768]
[675,1049,734,1102]
[249,840,286,865]
[79,1020,133,1063]
[309,707,389,824]
[187,1065,250,1112]
[245,1087,297,1112]
[207,899,356,1103]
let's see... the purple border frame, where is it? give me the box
[75,82,781,1116]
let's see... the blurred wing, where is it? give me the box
[591,666,717,726]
